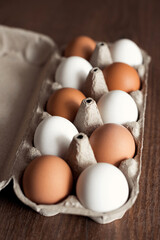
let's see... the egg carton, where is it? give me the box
[0,25,151,224]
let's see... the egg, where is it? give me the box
[46,88,86,122]
[22,155,73,204]
[34,116,78,158]
[55,56,92,90]
[103,62,141,92]
[89,123,135,166]
[97,90,138,124]
[110,39,143,66]
[64,36,96,61]
[76,163,129,212]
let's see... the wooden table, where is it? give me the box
[0,0,159,239]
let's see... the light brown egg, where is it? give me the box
[89,123,135,166]
[22,155,73,204]
[46,88,86,122]
[64,36,96,60]
[103,62,140,93]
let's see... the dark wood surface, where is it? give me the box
[0,0,159,239]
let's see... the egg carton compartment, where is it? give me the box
[0,25,151,224]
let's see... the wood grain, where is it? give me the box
[0,0,159,239]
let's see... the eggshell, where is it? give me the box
[22,155,73,204]
[34,116,78,158]
[97,90,138,124]
[89,123,135,166]
[103,62,141,92]
[110,39,143,66]
[55,56,92,90]
[46,88,86,122]
[64,36,96,60]
[76,163,129,212]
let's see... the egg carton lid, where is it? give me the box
[0,25,151,224]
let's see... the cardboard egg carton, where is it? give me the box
[0,25,151,224]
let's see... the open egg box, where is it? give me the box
[0,25,151,224]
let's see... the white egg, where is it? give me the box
[97,90,138,124]
[110,39,143,66]
[76,163,129,212]
[34,116,78,157]
[55,56,92,90]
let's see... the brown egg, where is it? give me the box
[90,123,135,166]
[64,36,96,60]
[46,88,86,122]
[22,155,73,204]
[103,62,140,93]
